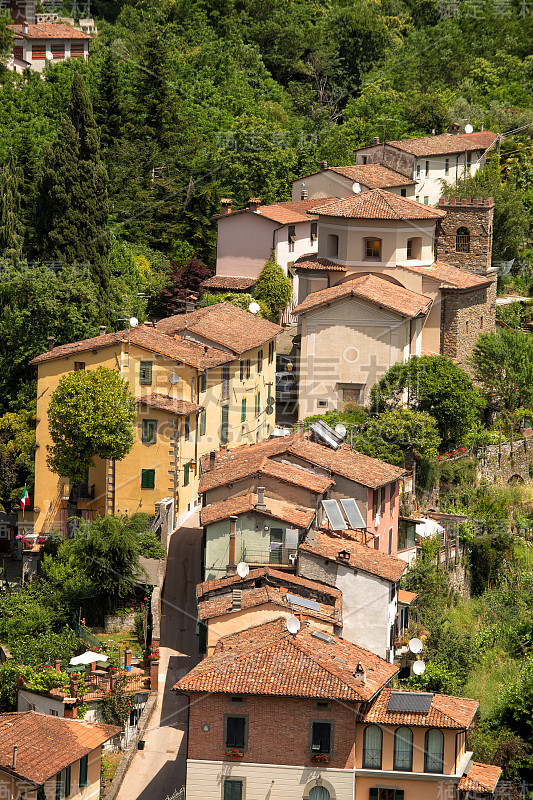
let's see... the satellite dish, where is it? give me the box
[464,123,474,134]
[286,616,301,635]
[335,423,347,439]
[352,182,362,194]
[409,637,423,655]
[236,561,249,578]
[412,660,426,676]
[168,373,180,385]
[248,302,260,315]
[129,317,139,328]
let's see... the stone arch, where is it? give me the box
[456,226,470,253]
[302,777,337,799]
[508,474,524,484]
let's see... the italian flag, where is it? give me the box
[20,484,30,511]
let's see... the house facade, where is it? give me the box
[7,22,91,73]
[354,129,498,206]
[0,711,120,800]
[291,161,417,202]
[29,303,279,536]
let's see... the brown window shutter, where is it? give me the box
[70,43,85,58]
[32,44,47,59]
[51,42,65,59]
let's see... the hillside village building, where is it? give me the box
[29,303,279,536]
[7,22,92,73]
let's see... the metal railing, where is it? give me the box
[241,546,297,566]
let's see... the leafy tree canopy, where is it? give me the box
[470,328,533,412]
[254,256,293,319]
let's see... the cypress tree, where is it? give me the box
[0,149,25,262]
[94,48,123,152]
[36,73,111,294]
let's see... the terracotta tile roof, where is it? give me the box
[8,23,91,39]
[458,762,502,793]
[136,393,201,416]
[293,274,432,318]
[197,583,339,623]
[201,275,257,291]
[0,712,120,784]
[173,618,397,700]
[200,493,316,529]
[397,260,492,290]
[199,453,333,495]
[362,688,479,729]
[398,589,418,605]
[196,566,342,604]
[311,189,446,220]
[293,254,347,271]
[301,530,407,583]
[29,327,234,370]
[201,434,404,490]
[215,198,339,224]
[155,302,281,355]
[330,163,416,188]
[384,131,498,157]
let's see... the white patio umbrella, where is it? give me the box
[69,651,109,666]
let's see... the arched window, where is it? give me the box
[393,726,413,771]
[309,788,330,800]
[456,226,470,253]
[424,729,444,773]
[363,725,382,769]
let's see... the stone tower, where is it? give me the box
[436,196,495,278]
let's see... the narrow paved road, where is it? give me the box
[117,516,202,800]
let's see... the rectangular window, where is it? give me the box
[32,44,47,59]
[365,239,381,259]
[268,341,274,364]
[14,45,23,60]
[221,405,229,445]
[142,419,157,444]
[374,536,380,550]
[415,195,419,202]
[241,398,247,422]
[224,780,243,800]
[246,359,251,379]
[51,42,65,59]
[311,721,332,754]
[240,361,245,381]
[140,361,152,386]
[288,224,296,252]
[74,361,85,371]
[423,196,429,205]
[466,152,472,172]
[257,350,263,373]
[400,188,406,197]
[425,160,429,177]
[184,416,190,441]
[222,365,230,399]
[141,469,155,489]
[183,463,190,486]
[200,408,206,436]
[416,164,420,178]
[445,158,449,176]
[310,221,318,241]
[369,790,404,800]
[225,716,246,749]
[56,772,62,800]
[79,755,88,788]
[198,372,207,394]
[255,392,261,416]
[69,43,85,58]
[64,766,71,798]
[361,155,368,165]
[50,709,59,716]
[480,315,483,330]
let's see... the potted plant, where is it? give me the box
[312,753,329,763]
[225,749,244,758]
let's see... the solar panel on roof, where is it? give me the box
[286,593,320,612]
[387,692,434,714]
[322,499,346,531]
[340,498,366,530]
[311,630,333,643]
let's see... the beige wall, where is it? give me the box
[291,171,416,202]
[205,474,323,511]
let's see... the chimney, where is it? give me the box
[372,136,380,145]
[300,183,308,201]
[256,487,266,511]
[481,122,484,131]
[220,198,233,215]
[209,450,216,470]
[12,746,17,770]
[296,419,304,434]
[354,661,366,683]
[48,335,55,351]
[319,160,328,171]
[248,197,261,211]
[99,325,106,336]
[431,129,436,136]
[22,21,28,33]
[54,658,61,674]
[226,515,237,576]
[63,702,77,719]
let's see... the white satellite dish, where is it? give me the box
[129,317,139,328]
[168,373,180,385]
[335,423,347,439]
[352,182,362,194]
[464,123,474,134]
[236,561,249,579]
[409,637,423,655]
[286,616,301,635]
[412,660,426,676]
[248,302,260,315]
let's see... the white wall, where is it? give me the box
[335,567,396,660]
[412,153,485,206]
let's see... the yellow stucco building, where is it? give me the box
[29,303,280,535]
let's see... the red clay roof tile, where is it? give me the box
[293,254,347,271]
[8,23,91,39]
[197,583,339,623]
[330,163,416,188]
[199,453,333,495]
[458,762,502,793]
[200,493,316,529]
[201,276,257,290]
[136,393,201,416]
[384,131,498,157]
[362,688,479,729]
[311,189,446,220]
[398,260,492,290]
[196,566,342,603]
[397,589,418,605]
[300,530,407,583]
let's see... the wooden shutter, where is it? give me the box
[32,44,47,59]
[226,716,245,748]
[224,781,242,800]
[200,409,206,436]
[14,46,23,60]
[70,42,85,58]
[368,790,379,800]
[51,42,65,58]
[221,405,229,444]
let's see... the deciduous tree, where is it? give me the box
[470,328,533,411]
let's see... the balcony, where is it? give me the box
[241,545,297,567]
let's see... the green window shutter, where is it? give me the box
[200,409,206,436]
[37,787,46,800]
[140,361,152,385]
[255,392,261,416]
[221,405,229,444]
[56,772,62,800]
[267,383,272,399]
[241,398,247,422]
[79,754,88,788]
[184,416,190,441]
[183,463,190,486]
[142,419,157,444]
[369,790,379,800]
[198,620,207,654]
[65,765,71,797]
[240,361,244,381]
[258,350,263,373]
[141,469,155,489]
[246,359,251,378]
[395,792,404,800]
[224,780,242,800]
[201,372,207,392]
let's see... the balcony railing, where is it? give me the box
[241,545,297,567]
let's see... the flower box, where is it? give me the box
[312,753,329,763]
[225,749,244,758]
